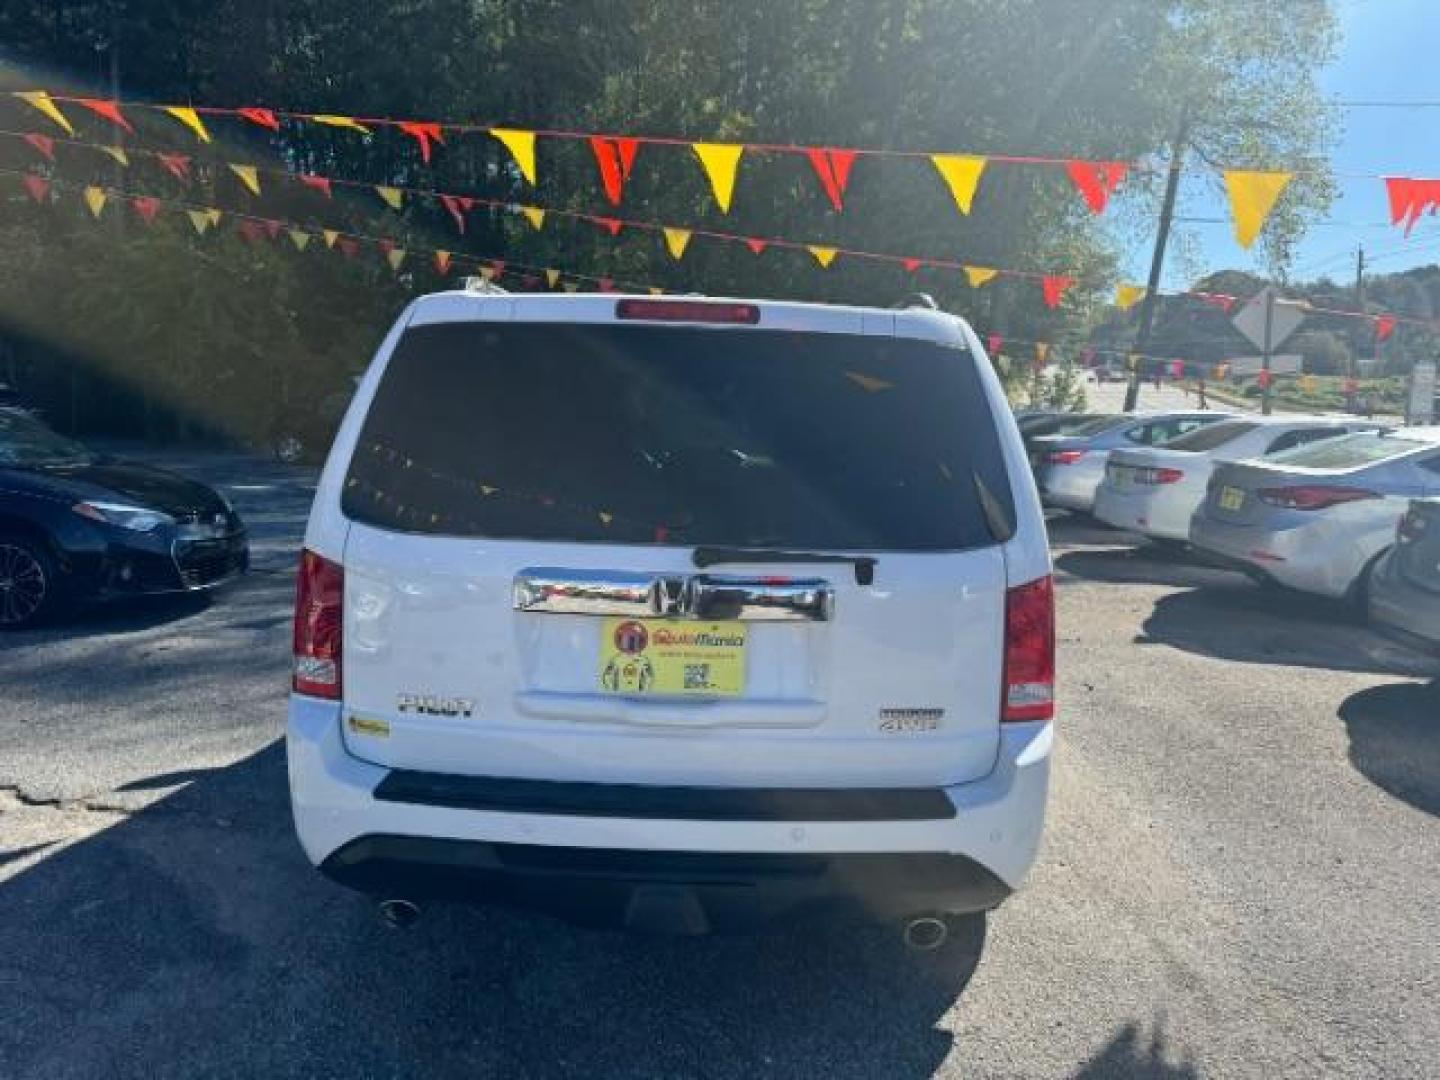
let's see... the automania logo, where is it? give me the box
[651,628,745,648]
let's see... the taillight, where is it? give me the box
[615,299,760,324]
[293,548,343,698]
[1045,449,1086,466]
[1256,485,1378,511]
[1003,575,1055,722]
[1142,467,1185,485]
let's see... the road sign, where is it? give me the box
[1407,361,1436,425]
[1223,354,1303,378]
[1232,286,1305,352]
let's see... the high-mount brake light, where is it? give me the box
[615,299,761,324]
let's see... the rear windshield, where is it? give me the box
[1066,415,1125,437]
[1163,420,1260,452]
[1265,431,1430,468]
[342,322,1014,550]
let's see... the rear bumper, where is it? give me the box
[1188,512,1359,598]
[287,696,1052,923]
[1093,483,1194,541]
[1038,460,1105,512]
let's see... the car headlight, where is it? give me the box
[72,501,176,533]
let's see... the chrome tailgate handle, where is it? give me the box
[514,569,832,621]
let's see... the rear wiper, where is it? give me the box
[691,546,877,586]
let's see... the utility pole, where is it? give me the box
[1124,104,1191,413]
[1260,289,1275,416]
[1353,244,1365,378]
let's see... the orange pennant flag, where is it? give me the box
[1065,160,1128,214]
[434,250,452,274]
[375,185,404,210]
[591,137,640,206]
[808,245,838,268]
[75,98,133,133]
[1224,170,1294,249]
[1042,275,1076,309]
[520,205,546,230]
[228,163,261,195]
[807,148,859,211]
[964,266,998,288]
[14,91,74,135]
[398,121,444,163]
[663,228,692,260]
[932,154,987,215]
[83,186,107,219]
[693,143,744,213]
[164,105,211,143]
[1115,283,1146,311]
[490,128,537,185]
[310,114,370,134]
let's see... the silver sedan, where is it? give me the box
[1368,498,1440,652]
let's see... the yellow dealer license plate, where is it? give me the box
[599,618,747,696]
[1219,486,1246,511]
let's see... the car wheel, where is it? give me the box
[0,534,56,630]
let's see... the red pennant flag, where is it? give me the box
[157,153,192,182]
[299,174,332,198]
[398,121,444,163]
[337,237,359,258]
[263,219,282,240]
[23,174,50,203]
[1257,369,1273,390]
[1376,314,1397,343]
[1041,275,1075,309]
[598,278,616,292]
[439,194,473,234]
[902,258,922,273]
[131,196,161,225]
[590,137,640,205]
[74,97,134,133]
[1065,160,1128,214]
[489,260,507,280]
[806,148,859,211]
[745,238,768,255]
[594,216,624,237]
[238,106,281,132]
[1170,360,1184,378]
[1384,177,1440,236]
[987,333,1004,355]
[22,132,55,161]
[236,219,265,244]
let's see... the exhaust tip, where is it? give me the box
[902,915,949,952]
[378,899,421,929]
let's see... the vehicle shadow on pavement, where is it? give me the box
[1338,679,1440,818]
[1052,545,1241,592]
[1073,1020,1199,1079]
[0,742,986,1080]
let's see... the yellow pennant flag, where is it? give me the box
[386,247,406,272]
[1224,170,1294,249]
[83,186,107,219]
[932,154,987,215]
[186,209,213,235]
[289,229,312,251]
[490,128,537,185]
[205,208,222,227]
[545,269,561,288]
[964,265,998,288]
[321,229,340,249]
[1299,374,1317,393]
[1115,283,1147,311]
[228,163,261,195]
[808,245,838,268]
[310,114,371,134]
[1036,342,1050,364]
[14,90,75,135]
[649,286,665,296]
[663,227,692,260]
[98,145,129,167]
[693,143,744,213]
[164,105,211,143]
[520,205,545,230]
[375,185,404,210]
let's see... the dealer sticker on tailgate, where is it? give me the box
[599,618,747,696]
[1219,486,1246,511]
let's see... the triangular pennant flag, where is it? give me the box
[164,105,211,143]
[987,333,1004,356]
[598,278,616,293]
[386,247,407,272]
[439,194,472,233]
[228,163,261,195]
[1115,283,1146,311]
[663,227,692,260]
[398,121,444,163]
[490,128,537,185]
[262,219,282,240]
[434,250,452,274]
[1376,314,1397,343]
[157,153,191,182]
[131,196,160,225]
[595,216,623,237]
[479,264,497,282]
[902,258,923,273]
[1223,170,1293,249]
[289,229,312,251]
[14,91,74,135]
[1065,160,1128,214]
[806,148,859,211]
[83,186,107,219]
[322,229,340,249]
[931,154,987,215]
[186,209,213,235]
[693,143,744,213]
[649,287,664,296]
[22,132,54,161]
[964,266,998,288]
[74,98,133,133]
[299,174,332,198]
[808,245,838,268]
[205,209,222,227]
[1383,177,1440,236]
[1041,275,1075,309]
[238,106,280,132]
[337,237,359,258]
[375,185,403,210]
[490,260,507,279]
[745,238,768,256]
[236,219,265,244]
[1035,342,1050,365]
[520,205,546,230]
[590,136,641,206]
[98,144,128,166]
[545,269,561,289]
[22,174,50,203]
[309,114,370,134]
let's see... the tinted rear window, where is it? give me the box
[1265,431,1430,468]
[1162,420,1260,452]
[343,322,1013,550]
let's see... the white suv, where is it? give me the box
[287,289,1054,939]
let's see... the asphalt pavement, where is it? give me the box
[1,448,1437,1079]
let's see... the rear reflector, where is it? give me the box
[1003,575,1055,723]
[615,299,761,324]
[1045,449,1086,466]
[293,548,343,699]
[1256,485,1378,511]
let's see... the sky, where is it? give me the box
[1142,0,1440,290]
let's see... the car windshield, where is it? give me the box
[1162,420,1260,452]
[0,409,95,467]
[1264,431,1431,468]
